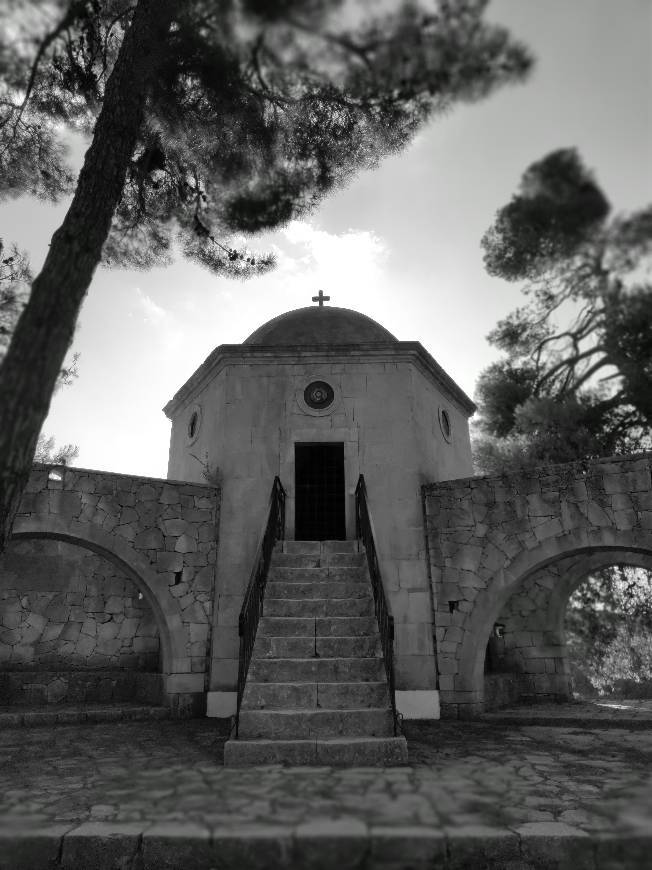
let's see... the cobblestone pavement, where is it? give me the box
[0,716,651,868]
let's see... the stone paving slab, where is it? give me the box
[0,718,651,868]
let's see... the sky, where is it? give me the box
[2,0,651,479]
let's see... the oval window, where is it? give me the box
[438,407,452,442]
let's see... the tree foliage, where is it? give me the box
[33,433,79,465]
[0,0,533,549]
[566,566,652,696]
[474,148,652,473]
[1,0,533,277]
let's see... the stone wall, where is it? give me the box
[7,465,220,712]
[0,539,159,671]
[423,453,652,718]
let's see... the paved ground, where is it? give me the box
[0,708,651,868]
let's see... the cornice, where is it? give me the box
[163,342,476,419]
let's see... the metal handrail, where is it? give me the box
[234,476,286,737]
[355,474,400,736]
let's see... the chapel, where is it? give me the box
[163,295,476,725]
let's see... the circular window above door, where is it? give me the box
[304,381,335,410]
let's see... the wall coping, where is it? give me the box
[422,451,652,493]
[31,463,219,491]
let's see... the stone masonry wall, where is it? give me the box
[0,539,159,671]
[9,465,220,710]
[423,453,652,718]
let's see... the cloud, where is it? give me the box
[135,287,167,323]
[274,221,388,299]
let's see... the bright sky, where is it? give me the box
[2,0,651,479]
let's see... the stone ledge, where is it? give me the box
[0,702,171,729]
[0,824,650,869]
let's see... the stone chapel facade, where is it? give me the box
[2,301,652,720]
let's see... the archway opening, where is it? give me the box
[566,565,652,701]
[0,537,163,707]
[482,550,652,711]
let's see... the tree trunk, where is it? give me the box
[0,0,174,551]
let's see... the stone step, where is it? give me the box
[268,566,367,583]
[266,580,369,599]
[259,616,378,638]
[237,708,394,739]
[254,635,381,659]
[318,616,378,637]
[281,540,360,555]
[242,681,390,710]
[272,552,365,569]
[224,735,408,766]
[264,597,373,619]
[249,657,384,683]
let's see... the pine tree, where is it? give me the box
[475,148,652,473]
[0,0,532,548]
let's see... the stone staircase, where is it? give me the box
[224,540,408,766]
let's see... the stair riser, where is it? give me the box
[259,617,314,637]
[318,682,389,709]
[253,635,381,659]
[268,567,367,583]
[259,616,378,638]
[317,617,378,637]
[242,681,390,710]
[266,580,369,599]
[238,709,394,739]
[254,635,382,659]
[264,598,373,618]
[317,636,380,658]
[255,636,315,658]
[224,737,408,767]
[242,682,317,709]
[249,658,384,683]
[282,541,359,555]
[272,553,365,569]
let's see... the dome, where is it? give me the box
[244,306,397,346]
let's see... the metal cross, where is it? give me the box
[311,290,330,307]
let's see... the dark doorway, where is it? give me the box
[295,443,345,540]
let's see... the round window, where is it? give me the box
[438,407,452,442]
[304,381,335,410]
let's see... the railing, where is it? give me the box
[355,475,400,736]
[234,476,286,737]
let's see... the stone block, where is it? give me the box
[142,822,214,870]
[61,822,143,870]
[0,824,71,870]
[175,534,197,553]
[516,822,593,870]
[166,672,205,693]
[135,527,164,549]
[293,818,368,870]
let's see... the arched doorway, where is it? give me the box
[481,548,652,711]
[0,532,171,707]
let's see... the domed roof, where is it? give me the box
[244,305,397,346]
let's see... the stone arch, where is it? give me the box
[457,527,652,702]
[9,515,186,675]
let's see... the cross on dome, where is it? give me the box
[311,290,330,307]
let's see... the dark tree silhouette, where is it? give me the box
[0,0,532,548]
[475,148,652,472]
